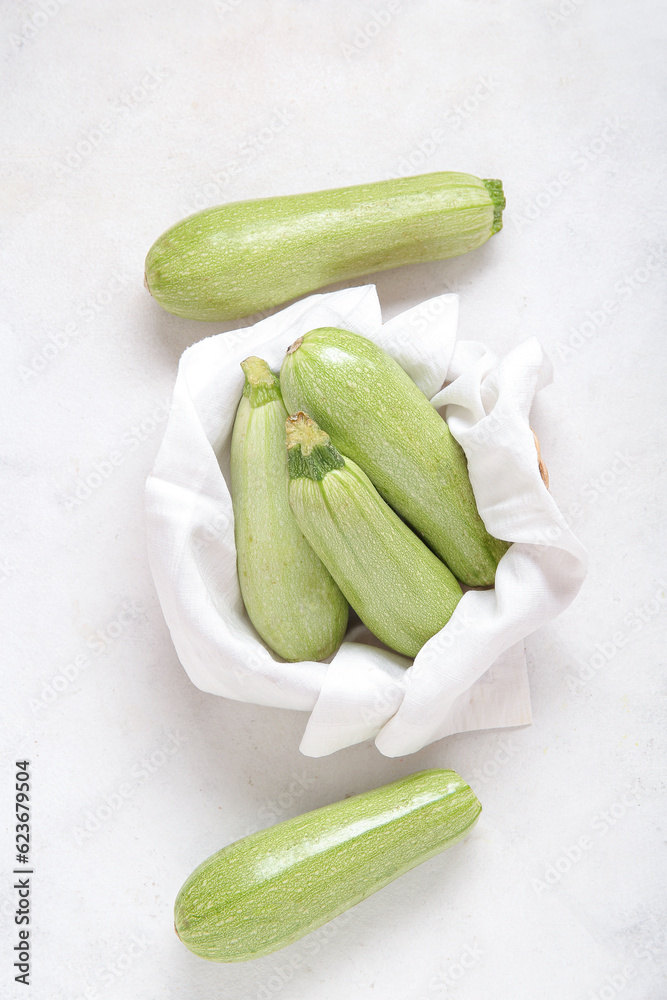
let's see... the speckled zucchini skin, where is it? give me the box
[280,328,509,587]
[230,359,347,661]
[174,769,481,962]
[287,435,462,658]
[144,173,505,320]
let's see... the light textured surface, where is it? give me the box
[2,2,666,999]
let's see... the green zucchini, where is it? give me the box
[280,328,509,587]
[144,172,505,320]
[286,413,462,657]
[230,358,348,661]
[174,768,481,962]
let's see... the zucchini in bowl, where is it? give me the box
[281,328,509,587]
[286,412,462,657]
[230,358,348,661]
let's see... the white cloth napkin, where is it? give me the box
[145,285,587,757]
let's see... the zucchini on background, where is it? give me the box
[145,172,505,320]
[175,769,482,962]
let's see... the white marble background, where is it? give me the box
[2,1,666,998]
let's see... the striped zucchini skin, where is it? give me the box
[280,328,509,587]
[144,172,505,321]
[174,769,481,962]
[230,359,347,661]
[286,414,462,657]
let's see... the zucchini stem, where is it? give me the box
[482,178,505,234]
[241,356,282,408]
[286,336,304,356]
[286,412,345,481]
